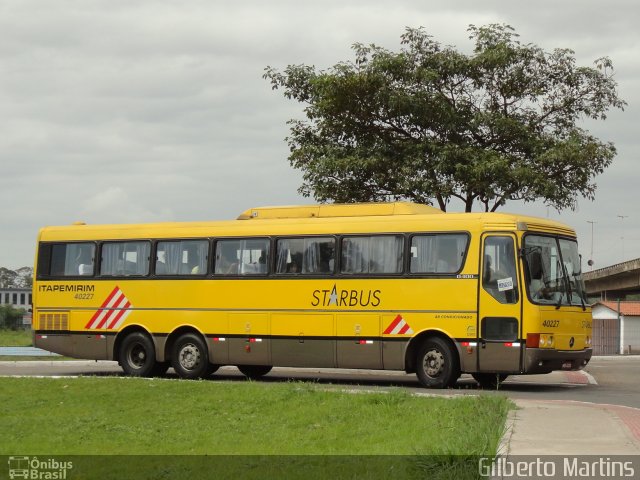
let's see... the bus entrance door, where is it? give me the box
[477,234,522,373]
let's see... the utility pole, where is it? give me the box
[587,220,596,270]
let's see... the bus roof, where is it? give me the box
[38,203,576,241]
[236,202,442,219]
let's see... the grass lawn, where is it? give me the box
[0,377,512,478]
[1,377,510,455]
[0,377,511,478]
[0,328,32,346]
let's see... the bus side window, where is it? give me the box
[215,241,239,275]
[341,236,403,275]
[276,237,335,275]
[410,234,468,274]
[100,242,150,276]
[43,243,96,277]
[156,240,208,276]
[215,239,269,276]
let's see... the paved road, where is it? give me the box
[1,356,638,408]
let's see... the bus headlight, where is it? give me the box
[526,333,555,349]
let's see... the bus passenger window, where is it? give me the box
[276,237,335,275]
[214,239,269,276]
[100,242,150,276]
[340,236,403,275]
[156,240,208,276]
[42,242,96,277]
[215,241,239,274]
[410,234,468,274]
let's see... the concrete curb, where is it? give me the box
[590,355,640,361]
[497,404,517,457]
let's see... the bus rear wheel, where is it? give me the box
[119,332,156,377]
[472,373,509,389]
[238,365,272,380]
[171,333,210,379]
[415,337,460,389]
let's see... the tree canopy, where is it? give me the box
[264,24,626,212]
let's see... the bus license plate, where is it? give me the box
[562,361,572,370]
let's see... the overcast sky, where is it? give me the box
[1,0,638,270]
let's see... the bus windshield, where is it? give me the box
[522,235,587,307]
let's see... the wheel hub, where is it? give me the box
[129,344,146,368]
[423,349,444,377]
[179,344,200,370]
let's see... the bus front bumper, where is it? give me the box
[524,347,593,374]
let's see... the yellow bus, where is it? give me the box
[32,202,592,388]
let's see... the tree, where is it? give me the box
[0,268,17,289]
[0,305,24,330]
[0,267,33,288]
[264,24,626,212]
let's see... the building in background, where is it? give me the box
[591,301,640,355]
[0,287,32,309]
[0,287,32,327]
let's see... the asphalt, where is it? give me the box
[501,357,640,456]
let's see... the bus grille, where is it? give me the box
[38,312,69,331]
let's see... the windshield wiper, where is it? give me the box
[573,272,587,311]
[555,260,568,310]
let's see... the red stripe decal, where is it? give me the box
[106,301,131,330]
[398,323,410,335]
[383,315,403,335]
[84,286,121,329]
[95,292,126,329]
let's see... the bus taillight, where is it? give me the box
[526,333,540,348]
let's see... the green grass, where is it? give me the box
[0,377,511,478]
[0,377,510,454]
[0,328,32,346]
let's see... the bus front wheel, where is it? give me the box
[415,337,460,388]
[171,333,210,379]
[119,332,156,377]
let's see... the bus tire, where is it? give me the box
[238,365,272,380]
[119,332,156,377]
[472,373,509,389]
[415,337,460,388]
[171,333,210,379]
